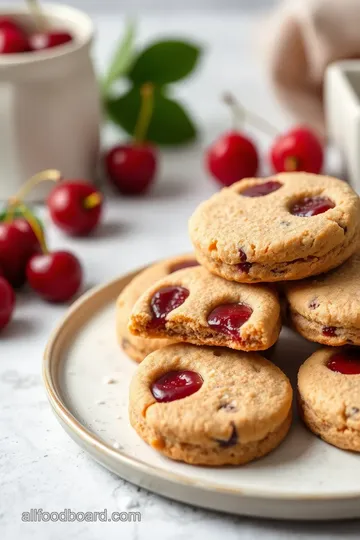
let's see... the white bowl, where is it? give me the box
[0,3,101,201]
[325,61,360,192]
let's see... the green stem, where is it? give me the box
[18,204,48,254]
[134,83,154,144]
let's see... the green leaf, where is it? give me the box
[106,87,197,145]
[128,40,201,85]
[102,20,136,94]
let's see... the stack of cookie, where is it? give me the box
[117,172,360,465]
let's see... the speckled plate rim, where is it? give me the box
[43,267,360,520]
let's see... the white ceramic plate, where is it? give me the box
[43,270,360,521]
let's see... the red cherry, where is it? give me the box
[26,251,82,303]
[12,218,41,258]
[170,260,199,273]
[0,221,36,288]
[105,144,157,195]
[291,197,334,217]
[207,303,253,340]
[241,180,282,197]
[148,286,189,329]
[0,17,23,33]
[29,31,72,51]
[327,350,360,375]
[47,181,102,236]
[270,126,323,174]
[0,27,29,54]
[151,370,203,402]
[206,131,258,187]
[0,277,15,330]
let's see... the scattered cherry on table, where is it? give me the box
[0,220,38,288]
[105,83,157,195]
[26,250,82,303]
[47,181,102,236]
[206,94,258,187]
[0,277,15,330]
[270,126,324,174]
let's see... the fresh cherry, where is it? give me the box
[207,303,253,340]
[270,126,323,174]
[26,251,82,303]
[47,181,102,236]
[12,218,41,258]
[105,144,157,195]
[0,17,24,33]
[327,350,360,375]
[206,130,258,187]
[0,221,37,288]
[148,286,189,329]
[241,180,282,197]
[291,197,334,217]
[0,277,15,330]
[0,27,29,54]
[106,83,157,195]
[29,31,72,51]
[151,370,203,402]
[170,259,199,273]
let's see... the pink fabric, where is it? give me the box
[262,0,360,137]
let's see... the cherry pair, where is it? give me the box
[206,95,323,187]
[0,16,72,55]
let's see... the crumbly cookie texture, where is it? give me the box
[116,253,198,362]
[128,266,281,351]
[286,252,360,346]
[129,343,293,465]
[298,348,360,451]
[189,173,360,283]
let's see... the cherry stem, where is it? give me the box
[26,0,48,32]
[134,83,154,144]
[18,204,48,254]
[83,192,102,210]
[223,93,279,137]
[10,169,61,207]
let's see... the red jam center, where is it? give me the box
[170,259,199,273]
[327,350,360,375]
[149,286,189,329]
[291,197,335,217]
[322,326,337,337]
[207,303,253,340]
[241,181,282,197]
[151,370,203,402]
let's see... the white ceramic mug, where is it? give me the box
[0,3,101,201]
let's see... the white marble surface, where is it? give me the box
[0,10,358,540]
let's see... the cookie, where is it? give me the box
[286,252,360,346]
[129,343,293,465]
[116,254,198,362]
[189,173,360,283]
[298,347,360,451]
[128,266,281,351]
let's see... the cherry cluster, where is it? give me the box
[0,16,72,54]
[0,171,102,331]
[206,96,324,187]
